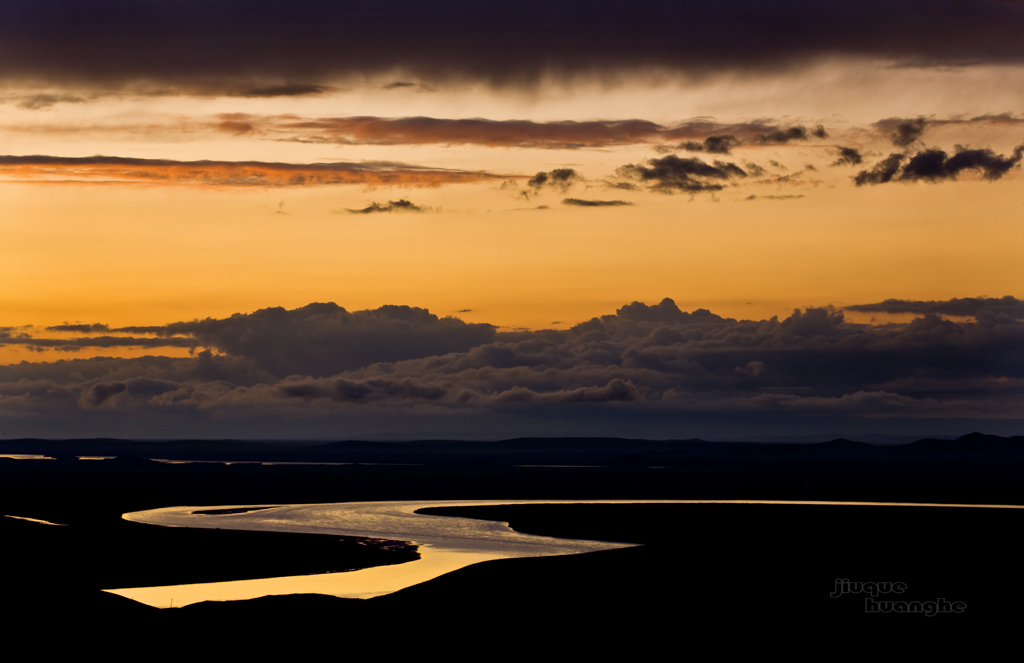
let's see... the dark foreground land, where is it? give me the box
[2,433,1022,653]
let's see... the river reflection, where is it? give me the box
[106,499,1024,608]
[106,499,656,607]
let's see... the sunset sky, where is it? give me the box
[1,0,1022,440]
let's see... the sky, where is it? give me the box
[0,0,1022,441]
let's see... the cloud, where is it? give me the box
[874,115,1024,148]
[527,168,581,192]
[13,93,88,110]
[210,114,855,152]
[3,1,1024,89]
[846,296,1024,320]
[79,381,128,408]
[853,144,1024,185]
[899,146,1024,181]
[562,198,633,207]
[616,155,746,193]
[0,155,505,187]
[0,333,197,352]
[229,83,329,98]
[832,147,863,166]
[603,181,640,191]
[3,296,1023,438]
[222,115,667,149]
[755,126,812,144]
[135,302,498,377]
[852,153,906,185]
[45,323,111,333]
[343,199,432,214]
[6,110,862,153]
[679,135,741,154]
[381,81,434,91]
[875,117,928,147]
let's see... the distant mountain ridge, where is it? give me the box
[2,432,1022,465]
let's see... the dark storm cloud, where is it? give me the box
[853,144,1024,185]
[617,155,746,193]
[561,198,633,207]
[0,155,503,187]
[847,296,1024,320]
[3,1,1024,89]
[832,147,863,166]
[343,199,431,214]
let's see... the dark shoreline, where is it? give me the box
[4,434,1022,649]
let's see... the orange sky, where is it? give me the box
[1,2,1023,439]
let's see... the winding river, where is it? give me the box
[105,499,1024,608]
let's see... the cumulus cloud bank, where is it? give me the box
[2,297,1020,436]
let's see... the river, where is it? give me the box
[105,499,1024,608]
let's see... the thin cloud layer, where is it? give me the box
[562,198,633,207]
[3,1,1024,89]
[243,116,665,149]
[344,200,432,214]
[0,334,197,352]
[846,296,1024,320]
[0,155,504,187]
[223,115,833,150]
